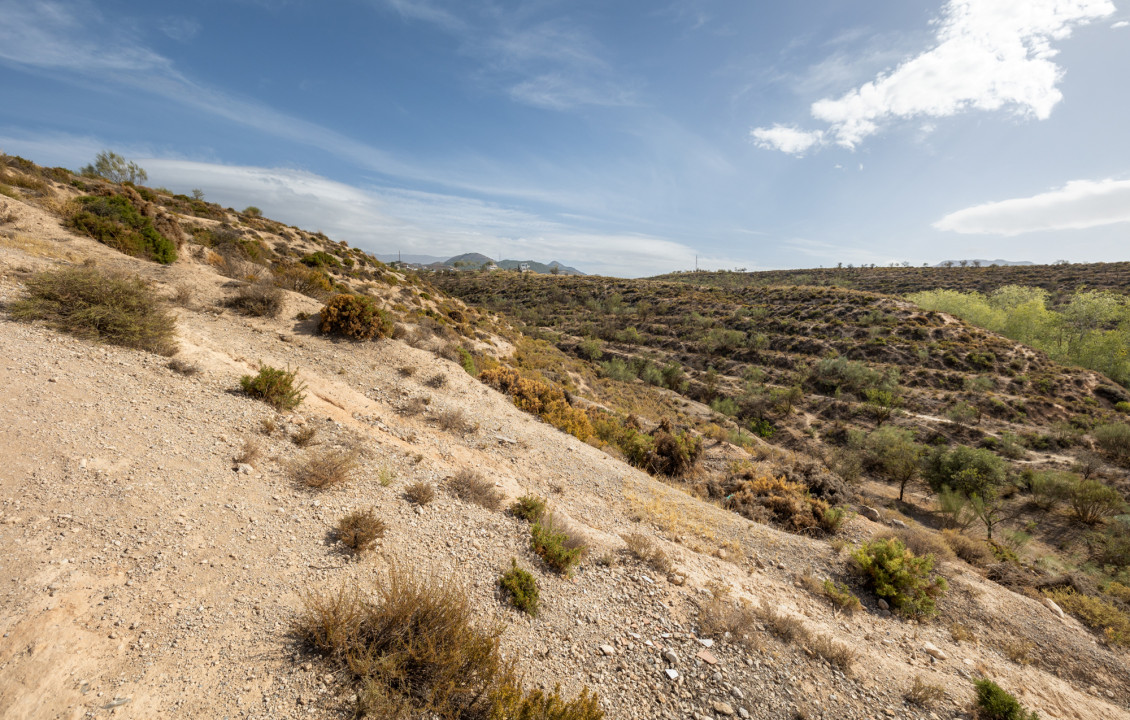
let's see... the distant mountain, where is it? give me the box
[497,259,584,275]
[934,259,1034,267]
[375,251,584,274]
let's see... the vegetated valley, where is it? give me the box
[1,152,1128,720]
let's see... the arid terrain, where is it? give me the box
[1,155,1128,720]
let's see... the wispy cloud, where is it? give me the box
[376,2,636,110]
[750,125,823,155]
[159,17,201,42]
[753,0,1115,153]
[934,177,1130,235]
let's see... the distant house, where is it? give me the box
[485,262,499,271]
[519,262,530,273]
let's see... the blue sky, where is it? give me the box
[1,0,1128,276]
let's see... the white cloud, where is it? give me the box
[750,125,824,155]
[754,0,1115,151]
[136,159,716,277]
[934,177,1130,235]
[1113,20,1130,28]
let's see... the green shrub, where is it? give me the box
[297,568,602,719]
[11,267,176,355]
[1093,422,1130,465]
[498,559,539,616]
[68,194,177,263]
[1116,401,1130,414]
[509,495,547,522]
[240,364,306,410]
[319,294,393,340]
[301,250,340,268]
[1069,479,1126,524]
[243,205,262,217]
[1026,470,1076,510]
[922,445,1007,496]
[457,346,476,375]
[973,679,1039,720]
[852,538,947,618]
[822,579,862,613]
[531,513,587,574]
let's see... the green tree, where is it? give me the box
[81,151,148,184]
[864,426,923,501]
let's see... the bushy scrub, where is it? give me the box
[480,366,593,440]
[852,538,947,618]
[1093,422,1130,465]
[498,559,539,616]
[973,679,1039,720]
[531,513,587,574]
[318,293,393,340]
[1069,479,1126,524]
[240,364,305,410]
[11,267,176,355]
[68,194,177,263]
[509,495,547,522]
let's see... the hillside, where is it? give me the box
[654,262,1130,301]
[1,154,1128,720]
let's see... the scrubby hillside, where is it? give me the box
[655,263,1130,301]
[0,154,1128,720]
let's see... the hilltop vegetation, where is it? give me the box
[657,262,1130,301]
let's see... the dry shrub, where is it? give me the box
[297,449,358,489]
[949,623,977,644]
[296,569,602,719]
[807,633,856,671]
[225,281,284,317]
[273,261,332,299]
[821,579,862,613]
[168,357,201,376]
[436,408,472,433]
[757,599,807,642]
[336,509,386,554]
[941,529,993,567]
[448,468,503,510]
[623,533,673,574]
[720,472,841,535]
[425,373,447,389]
[398,366,416,377]
[170,283,195,307]
[905,675,945,708]
[404,481,435,505]
[291,426,319,447]
[479,366,594,441]
[1000,638,1035,665]
[12,266,177,355]
[234,438,262,465]
[401,396,428,416]
[697,590,760,648]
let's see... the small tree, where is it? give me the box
[191,188,205,200]
[80,151,148,184]
[865,426,923,501]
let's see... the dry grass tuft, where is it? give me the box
[401,396,428,416]
[296,449,358,489]
[905,675,945,708]
[436,407,473,433]
[1000,638,1036,665]
[295,569,602,719]
[622,533,673,574]
[696,586,760,648]
[335,508,386,554]
[225,281,284,318]
[425,372,447,389]
[0,232,77,261]
[448,468,503,510]
[234,437,262,465]
[404,481,436,505]
[291,426,319,448]
[807,633,856,671]
[167,357,202,376]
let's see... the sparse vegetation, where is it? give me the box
[296,449,358,489]
[905,675,945,708]
[336,508,386,553]
[11,267,177,355]
[296,569,602,719]
[240,364,305,410]
[404,481,436,505]
[622,533,673,574]
[498,559,539,616]
[290,426,319,447]
[448,468,503,510]
[225,281,284,317]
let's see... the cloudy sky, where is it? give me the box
[1,0,1127,276]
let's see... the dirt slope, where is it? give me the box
[0,190,1127,720]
